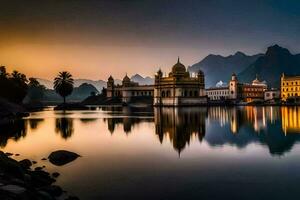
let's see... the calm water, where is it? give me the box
[1,106,300,199]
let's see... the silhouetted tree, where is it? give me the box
[53,71,74,104]
[0,66,28,103]
[55,118,74,139]
[27,78,46,103]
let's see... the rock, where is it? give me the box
[15,154,20,156]
[52,172,60,178]
[41,158,47,161]
[65,196,80,200]
[40,185,63,197]
[0,151,24,179]
[35,167,43,171]
[24,173,32,182]
[11,178,25,186]
[38,190,54,200]
[48,150,80,166]
[19,159,32,169]
[1,184,26,194]
[32,161,37,164]
[5,152,13,156]
[29,170,55,187]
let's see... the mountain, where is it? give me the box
[37,78,106,92]
[70,83,99,100]
[188,52,263,87]
[36,78,53,89]
[73,79,106,92]
[238,44,300,87]
[131,74,154,85]
[43,83,99,103]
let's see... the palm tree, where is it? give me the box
[53,71,74,104]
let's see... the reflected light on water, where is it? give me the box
[1,106,300,199]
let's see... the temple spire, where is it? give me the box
[177,56,180,63]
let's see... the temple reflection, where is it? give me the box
[103,106,154,134]
[154,107,206,153]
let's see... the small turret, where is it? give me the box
[231,73,237,81]
[107,75,114,88]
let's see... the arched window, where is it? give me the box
[162,91,165,97]
[184,90,187,97]
[189,91,193,97]
[166,90,170,97]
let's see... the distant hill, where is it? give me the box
[188,52,262,87]
[43,83,99,103]
[131,74,154,85]
[238,44,300,87]
[37,78,107,92]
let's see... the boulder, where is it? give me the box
[40,185,63,197]
[0,151,24,179]
[19,159,32,169]
[29,170,55,187]
[0,184,26,195]
[48,150,80,166]
[52,172,60,178]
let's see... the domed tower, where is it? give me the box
[197,70,205,96]
[107,75,114,97]
[229,73,238,100]
[170,57,189,78]
[155,68,163,83]
[122,74,131,87]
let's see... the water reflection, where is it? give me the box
[0,120,27,147]
[28,118,44,129]
[104,117,153,134]
[155,107,206,153]
[55,118,74,140]
[281,107,300,134]
[1,106,300,156]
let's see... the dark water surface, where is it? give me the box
[1,106,300,200]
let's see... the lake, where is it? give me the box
[1,106,300,199]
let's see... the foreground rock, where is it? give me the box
[48,150,80,166]
[0,151,79,199]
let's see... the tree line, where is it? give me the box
[0,66,74,104]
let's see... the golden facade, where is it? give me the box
[154,58,207,106]
[281,73,300,101]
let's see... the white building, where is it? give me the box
[206,87,230,101]
[264,89,280,102]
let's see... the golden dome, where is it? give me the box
[172,57,186,73]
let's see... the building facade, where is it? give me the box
[206,74,267,103]
[206,87,230,101]
[229,74,267,102]
[264,89,280,102]
[281,73,300,102]
[106,75,154,104]
[154,58,207,106]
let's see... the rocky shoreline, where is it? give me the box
[0,151,80,200]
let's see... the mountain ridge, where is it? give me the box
[238,44,300,87]
[188,51,263,87]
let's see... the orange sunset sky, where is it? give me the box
[1,0,299,80]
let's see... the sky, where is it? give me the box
[0,0,300,80]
